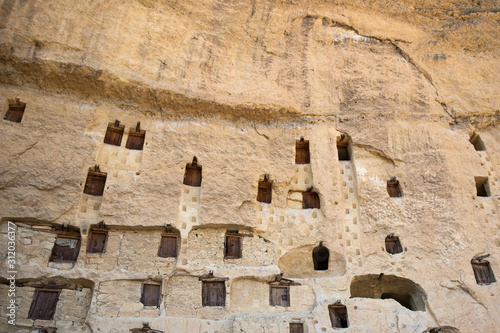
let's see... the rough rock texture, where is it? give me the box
[0,0,499,332]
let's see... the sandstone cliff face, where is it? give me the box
[0,1,499,333]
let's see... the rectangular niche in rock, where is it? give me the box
[269,285,290,307]
[257,174,272,204]
[83,165,107,196]
[337,134,350,161]
[387,177,402,198]
[183,156,202,187]
[303,191,320,209]
[4,98,26,123]
[329,303,349,328]
[86,228,108,253]
[289,323,304,333]
[475,177,490,197]
[295,137,310,164]
[126,121,146,150]
[28,289,61,320]
[158,233,178,258]
[141,283,161,307]
[471,257,496,285]
[104,120,125,146]
[224,231,242,259]
[201,280,226,307]
[50,231,81,263]
[470,134,486,151]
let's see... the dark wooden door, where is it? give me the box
[183,165,202,186]
[289,323,304,333]
[385,237,403,254]
[104,125,124,146]
[4,105,25,122]
[126,132,145,150]
[87,232,107,253]
[202,281,225,306]
[303,192,320,209]
[158,235,178,257]
[257,180,272,203]
[295,140,310,164]
[473,262,496,284]
[141,284,161,306]
[387,182,402,197]
[84,172,107,196]
[225,236,241,258]
[28,290,60,320]
[50,237,80,262]
[329,305,348,328]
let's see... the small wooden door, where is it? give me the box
[183,164,202,186]
[126,131,145,150]
[472,261,496,284]
[28,289,60,320]
[104,123,124,146]
[295,140,310,164]
[385,236,403,254]
[270,285,290,307]
[289,323,304,333]
[225,235,241,259]
[83,170,107,196]
[141,284,161,306]
[329,304,349,328]
[50,236,81,262]
[4,104,25,122]
[257,180,272,203]
[303,192,320,209]
[87,231,107,253]
[158,235,178,258]
[202,281,225,306]
[387,181,402,197]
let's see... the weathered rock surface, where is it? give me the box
[0,0,499,332]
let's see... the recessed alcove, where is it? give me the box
[387,177,402,198]
[329,302,349,328]
[337,134,351,161]
[257,174,272,204]
[278,245,346,278]
[475,177,490,197]
[4,98,26,123]
[470,133,486,151]
[350,274,427,311]
[385,234,403,254]
[312,242,329,270]
[83,165,107,196]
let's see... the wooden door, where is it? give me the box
[87,231,107,253]
[270,286,289,307]
[28,289,60,320]
[295,140,310,164]
[4,105,25,122]
[225,236,241,258]
[50,237,80,262]
[289,323,304,333]
[183,164,202,186]
[303,192,320,209]
[141,284,161,306]
[158,235,178,257]
[257,180,272,203]
[329,305,348,328]
[104,124,124,146]
[126,131,145,150]
[202,281,225,306]
[84,171,107,196]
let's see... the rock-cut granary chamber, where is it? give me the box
[0,1,499,332]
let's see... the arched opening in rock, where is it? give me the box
[350,274,427,311]
[303,190,320,209]
[312,242,329,270]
